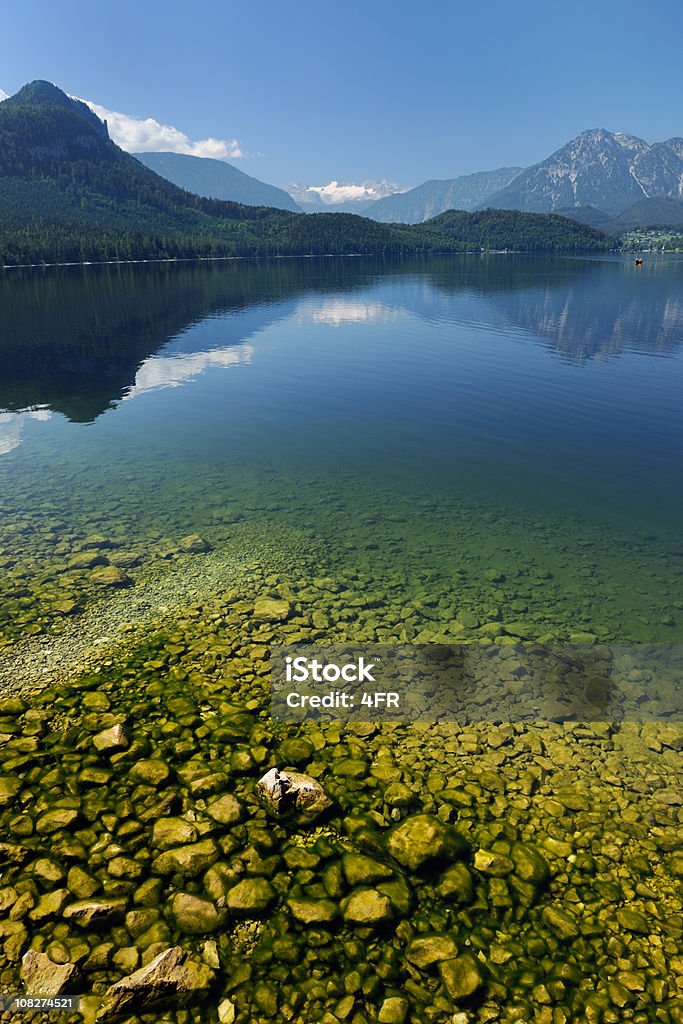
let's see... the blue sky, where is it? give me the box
[2,0,682,190]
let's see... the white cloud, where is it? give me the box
[0,89,9,102]
[79,98,244,159]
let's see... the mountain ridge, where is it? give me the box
[137,152,301,212]
[365,168,523,223]
[484,128,683,215]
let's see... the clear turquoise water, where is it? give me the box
[1,254,682,643]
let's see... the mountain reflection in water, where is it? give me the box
[1,255,681,430]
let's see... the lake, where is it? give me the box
[1,253,682,648]
[1,253,682,1023]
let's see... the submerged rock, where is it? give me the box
[180,534,212,554]
[152,838,218,877]
[473,848,514,876]
[68,552,107,570]
[151,817,199,850]
[97,945,214,1021]
[252,597,291,621]
[406,933,458,968]
[170,893,222,935]
[510,841,550,885]
[89,566,130,588]
[341,888,392,925]
[287,896,337,924]
[378,997,409,1024]
[225,878,276,917]
[0,776,21,807]
[63,898,127,928]
[256,767,332,824]
[438,952,485,999]
[93,724,128,753]
[386,813,469,871]
[21,950,79,995]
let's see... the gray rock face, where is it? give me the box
[256,767,332,823]
[486,129,683,214]
[96,945,214,1021]
[21,949,79,995]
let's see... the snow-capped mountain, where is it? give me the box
[288,179,407,214]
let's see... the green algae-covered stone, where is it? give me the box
[66,867,99,900]
[253,598,291,622]
[63,898,127,928]
[378,997,409,1024]
[278,738,314,765]
[510,842,550,885]
[541,904,580,941]
[438,863,474,903]
[151,817,199,850]
[341,888,392,926]
[225,878,276,917]
[473,849,514,877]
[205,794,242,826]
[0,776,21,806]
[152,839,218,878]
[438,953,484,999]
[616,908,650,934]
[180,534,212,553]
[377,877,413,917]
[89,566,130,587]
[130,759,170,786]
[35,809,80,835]
[171,892,222,934]
[341,852,394,887]
[287,897,338,925]
[406,933,458,968]
[387,814,468,871]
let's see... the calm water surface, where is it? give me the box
[1,254,682,644]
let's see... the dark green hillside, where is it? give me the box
[0,82,611,265]
[418,208,612,251]
[614,197,683,230]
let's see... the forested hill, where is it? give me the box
[0,81,611,265]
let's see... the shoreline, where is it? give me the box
[0,248,618,273]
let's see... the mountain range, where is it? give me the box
[3,84,682,231]
[139,129,683,230]
[485,129,683,215]
[366,168,523,223]
[0,81,607,266]
[361,130,683,226]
